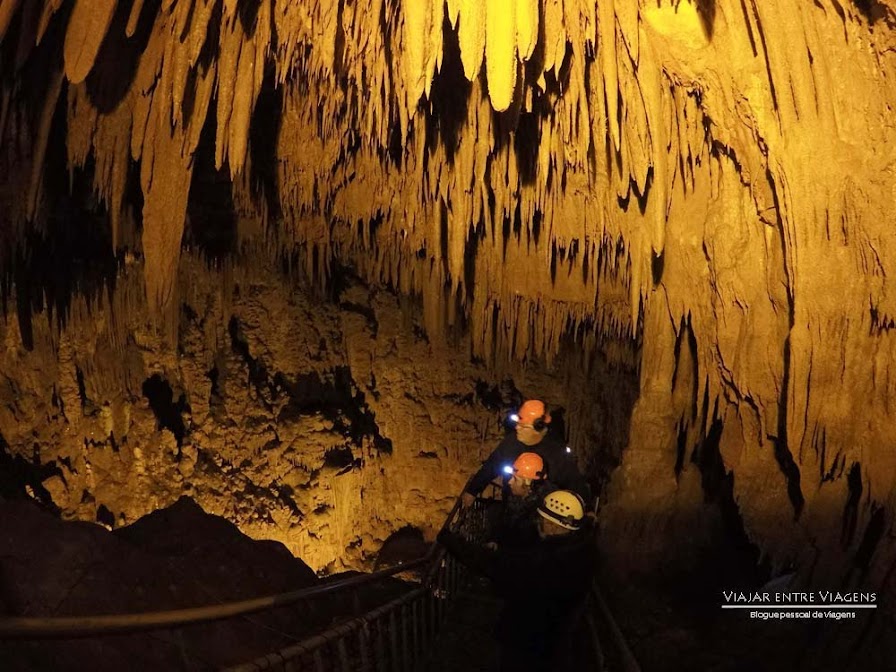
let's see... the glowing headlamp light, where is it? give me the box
[502,465,514,475]
[565,446,572,454]
[509,413,520,423]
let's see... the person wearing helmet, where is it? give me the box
[508,451,548,497]
[462,399,590,508]
[536,490,587,536]
[494,452,553,548]
[438,488,595,671]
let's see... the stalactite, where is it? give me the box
[542,0,565,76]
[63,0,118,85]
[598,0,620,154]
[215,13,243,171]
[26,69,64,221]
[515,0,538,63]
[2,2,896,602]
[125,0,144,37]
[0,0,21,41]
[35,0,63,46]
[457,0,485,81]
[484,0,516,112]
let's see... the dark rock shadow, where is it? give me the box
[85,0,161,113]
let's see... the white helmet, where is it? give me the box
[537,490,585,530]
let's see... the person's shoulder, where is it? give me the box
[502,430,521,444]
[536,434,569,457]
[494,434,528,457]
[484,433,516,458]
[495,431,520,448]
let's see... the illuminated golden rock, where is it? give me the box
[0,4,894,636]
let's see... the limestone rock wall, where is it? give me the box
[0,246,630,572]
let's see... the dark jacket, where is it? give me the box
[466,432,591,503]
[438,526,595,666]
[494,480,556,548]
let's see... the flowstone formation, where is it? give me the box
[1,2,896,659]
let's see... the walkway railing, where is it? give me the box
[222,500,486,672]
[0,552,435,639]
[0,488,486,671]
[1,483,636,672]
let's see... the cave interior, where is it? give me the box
[1,0,896,670]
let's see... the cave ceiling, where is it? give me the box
[1,0,896,583]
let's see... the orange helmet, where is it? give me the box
[513,452,546,480]
[517,400,551,429]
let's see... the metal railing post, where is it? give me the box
[358,622,371,672]
[375,614,386,672]
[425,587,434,646]
[389,609,400,672]
[411,600,420,668]
[400,602,410,672]
[449,553,457,598]
[337,636,350,672]
[314,647,326,672]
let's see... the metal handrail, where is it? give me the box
[2,484,630,672]
[224,587,429,672]
[221,497,483,672]
[0,489,469,640]
[0,555,431,639]
[222,491,636,672]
